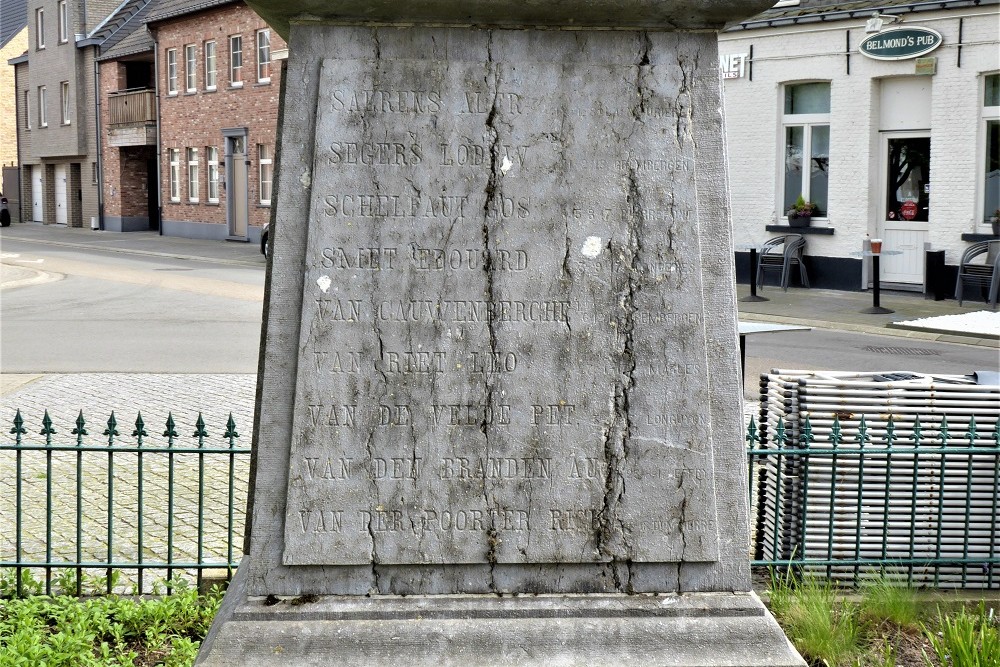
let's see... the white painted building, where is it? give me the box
[720,0,999,293]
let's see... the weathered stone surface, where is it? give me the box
[198,3,805,663]
[282,54,720,568]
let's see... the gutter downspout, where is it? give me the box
[151,25,163,235]
[94,51,104,230]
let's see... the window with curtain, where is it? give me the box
[781,82,830,218]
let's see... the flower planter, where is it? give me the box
[787,214,812,228]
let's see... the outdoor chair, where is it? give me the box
[756,234,809,291]
[955,240,1000,308]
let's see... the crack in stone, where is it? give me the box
[479,32,503,594]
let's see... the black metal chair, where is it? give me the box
[756,234,809,291]
[955,240,999,308]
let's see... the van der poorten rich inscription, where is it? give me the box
[282,59,720,566]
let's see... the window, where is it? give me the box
[207,147,220,203]
[229,35,242,86]
[92,162,98,185]
[187,148,199,202]
[57,0,68,43]
[185,44,196,92]
[256,29,270,82]
[60,81,70,125]
[204,41,217,90]
[258,144,272,205]
[24,91,30,130]
[35,8,45,49]
[38,86,47,127]
[782,82,830,218]
[983,73,1000,225]
[166,49,177,94]
[169,149,180,201]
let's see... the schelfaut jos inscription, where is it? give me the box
[282,58,721,567]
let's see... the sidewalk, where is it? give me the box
[736,284,999,347]
[0,221,265,267]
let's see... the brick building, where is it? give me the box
[1,1,28,169]
[721,0,999,292]
[143,0,285,243]
[10,0,121,226]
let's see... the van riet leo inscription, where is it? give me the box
[282,58,720,566]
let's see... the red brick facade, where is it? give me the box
[152,2,284,239]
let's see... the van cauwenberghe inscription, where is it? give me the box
[282,58,720,567]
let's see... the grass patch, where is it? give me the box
[767,570,999,667]
[0,570,223,667]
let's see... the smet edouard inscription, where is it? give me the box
[282,58,721,566]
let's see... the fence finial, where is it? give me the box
[224,413,240,442]
[10,409,27,442]
[133,412,148,444]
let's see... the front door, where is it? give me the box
[878,134,930,286]
[225,135,248,239]
[31,166,43,222]
[54,164,68,225]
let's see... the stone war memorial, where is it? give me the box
[197,1,805,664]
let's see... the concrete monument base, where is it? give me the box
[198,564,803,666]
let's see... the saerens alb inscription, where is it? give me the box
[283,58,720,565]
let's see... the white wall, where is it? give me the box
[720,8,999,266]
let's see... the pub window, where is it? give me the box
[166,49,177,95]
[204,41,217,90]
[781,82,830,218]
[230,35,243,86]
[185,44,197,92]
[187,147,199,202]
[207,146,220,203]
[169,149,180,202]
[58,1,68,43]
[258,144,272,205]
[983,73,999,225]
[256,29,271,83]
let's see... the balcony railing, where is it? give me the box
[108,88,156,126]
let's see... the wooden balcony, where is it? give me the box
[107,89,156,147]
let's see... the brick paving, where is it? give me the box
[0,373,255,592]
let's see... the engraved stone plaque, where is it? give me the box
[282,57,720,566]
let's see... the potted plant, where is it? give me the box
[786,195,817,228]
[990,209,999,236]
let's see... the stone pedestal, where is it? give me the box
[198,3,803,664]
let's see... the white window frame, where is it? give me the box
[258,144,272,205]
[57,0,68,43]
[38,86,47,127]
[229,35,243,87]
[169,149,180,202]
[207,146,220,203]
[60,81,70,125]
[780,81,831,219]
[981,72,1000,227]
[185,44,197,92]
[24,90,31,130]
[35,8,45,49]
[256,29,271,83]
[204,40,217,91]
[187,147,199,202]
[166,49,177,95]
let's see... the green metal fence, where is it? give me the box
[748,414,1000,588]
[1,410,251,597]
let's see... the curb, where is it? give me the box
[738,313,998,348]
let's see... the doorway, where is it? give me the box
[224,130,249,239]
[54,164,68,225]
[31,166,43,222]
[146,158,159,230]
[878,134,930,286]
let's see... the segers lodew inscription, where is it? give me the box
[282,58,721,567]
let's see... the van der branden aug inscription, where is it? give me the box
[281,58,720,566]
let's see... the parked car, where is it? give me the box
[260,223,269,257]
[1,194,10,227]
